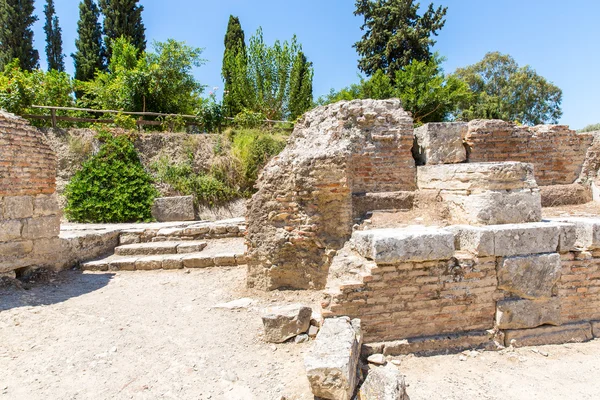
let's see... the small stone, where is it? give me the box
[212,298,255,310]
[367,354,386,365]
[308,325,319,338]
[260,304,312,343]
[458,355,467,362]
[295,334,309,344]
[391,359,401,366]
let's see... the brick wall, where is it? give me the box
[465,120,593,185]
[559,250,600,323]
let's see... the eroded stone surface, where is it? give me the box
[260,304,312,343]
[496,298,561,329]
[151,195,195,222]
[359,365,410,400]
[414,122,467,165]
[505,322,592,347]
[498,254,562,299]
[305,317,362,400]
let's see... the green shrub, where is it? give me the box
[113,113,138,130]
[579,123,600,133]
[233,109,266,129]
[64,131,158,223]
[231,129,287,190]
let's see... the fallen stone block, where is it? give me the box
[414,122,467,165]
[504,322,593,347]
[352,227,455,264]
[496,298,561,329]
[151,195,195,222]
[305,317,362,400]
[498,253,561,299]
[260,303,312,343]
[359,365,409,400]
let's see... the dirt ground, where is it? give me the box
[3,267,600,400]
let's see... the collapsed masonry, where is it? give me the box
[0,111,62,277]
[246,98,600,352]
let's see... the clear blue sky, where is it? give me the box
[32,0,599,129]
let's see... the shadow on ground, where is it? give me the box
[0,270,115,312]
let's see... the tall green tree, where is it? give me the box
[73,0,106,83]
[354,0,447,80]
[44,0,65,72]
[222,15,246,118]
[0,0,39,71]
[453,52,563,125]
[99,0,146,59]
[288,51,313,120]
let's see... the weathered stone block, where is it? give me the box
[504,322,592,347]
[182,254,214,268]
[547,217,600,250]
[382,330,500,356]
[496,298,561,329]
[3,196,33,219]
[492,222,565,257]
[135,256,163,270]
[151,195,195,222]
[414,122,467,165]
[352,227,455,264]
[33,194,60,217]
[305,317,362,400]
[22,216,60,239]
[109,257,138,271]
[260,303,312,343]
[33,237,63,256]
[591,321,600,338]
[0,240,33,258]
[359,365,410,400]
[498,253,561,299]
[0,220,22,242]
[448,225,494,256]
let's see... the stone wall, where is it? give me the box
[323,220,600,350]
[0,111,61,276]
[246,100,415,290]
[465,120,593,186]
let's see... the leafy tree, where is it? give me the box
[99,0,146,59]
[319,56,470,124]
[288,51,314,120]
[453,52,563,125]
[73,0,106,83]
[354,0,447,80]
[79,37,205,114]
[579,123,600,133]
[65,131,158,223]
[222,15,246,118]
[227,28,314,120]
[0,0,39,71]
[43,0,65,71]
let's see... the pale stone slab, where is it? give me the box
[260,303,312,343]
[305,317,362,400]
[213,253,237,266]
[115,241,179,256]
[448,225,495,256]
[504,322,592,347]
[547,217,600,250]
[22,216,60,239]
[109,257,138,271]
[33,194,60,217]
[3,196,33,219]
[161,255,184,270]
[414,122,467,165]
[151,195,195,222]
[498,253,561,299]
[352,227,455,264]
[176,241,207,254]
[135,255,164,270]
[492,223,565,257]
[496,298,561,329]
[359,365,409,400]
[382,330,500,356]
[0,220,22,242]
[182,254,214,268]
[591,321,600,338]
[417,162,537,191]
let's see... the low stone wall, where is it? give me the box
[323,219,600,351]
[0,112,62,276]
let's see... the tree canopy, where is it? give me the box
[354,0,447,80]
[453,52,563,125]
[222,15,246,118]
[44,0,65,72]
[73,0,106,82]
[99,0,146,59]
[0,0,39,71]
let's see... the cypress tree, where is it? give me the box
[44,0,65,71]
[0,0,39,71]
[99,0,146,59]
[72,0,106,82]
[288,51,313,120]
[221,15,246,118]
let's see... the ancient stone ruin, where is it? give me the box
[0,111,61,277]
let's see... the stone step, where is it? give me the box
[114,241,207,256]
[82,251,247,271]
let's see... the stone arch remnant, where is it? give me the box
[246,99,415,290]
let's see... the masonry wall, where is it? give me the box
[465,120,593,186]
[0,111,61,276]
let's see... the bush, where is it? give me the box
[233,109,266,129]
[64,131,158,223]
[579,123,600,133]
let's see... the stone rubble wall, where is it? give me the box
[0,112,62,276]
[323,219,600,351]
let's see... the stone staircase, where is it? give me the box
[82,220,247,272]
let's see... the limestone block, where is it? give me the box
[161,255,184,270]
[151,195,195,222]
[443,189,542,225]
[492,222,565,257]
[0,220,22,242]
[22,216,60,239]
[109,257,138,271]
[382,330,500,356]
[414,122,467,165]
[119,233,141,245]
[352,227,455,264]
[305,317,362,400]
[33,237,63,256]
[504,322,592,347]
[448,225,494,256]
[213,253,238,266]
[417,162,537,191]
[260,303,312,343]
[33,194,60,217]
[359,365,410,400]
[0,240,33,258]
[497,253,562,299]
[496,298,561,329]
[547,217,600,250]
[135,255,163,270]
[3,196,33,219]
[176,241,207,254]
[182,254,214,268]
